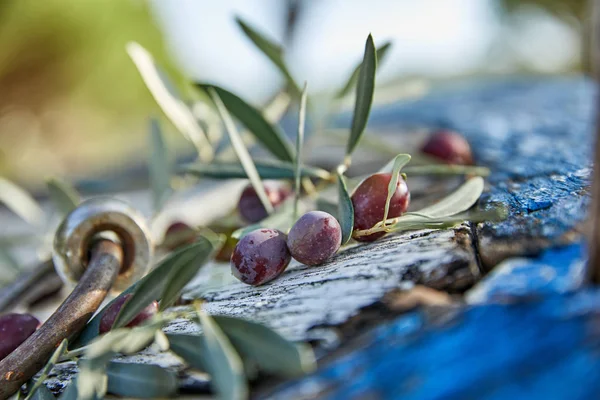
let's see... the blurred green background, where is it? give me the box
[0,0,588,189]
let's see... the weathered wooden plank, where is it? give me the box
[185,225,477,342]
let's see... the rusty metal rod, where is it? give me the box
[0,239,122,399]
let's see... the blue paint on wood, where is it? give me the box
[466,242,587,303]
[277,291,600,400]
[271,79,600,399]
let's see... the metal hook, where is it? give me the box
[0,198,152,398]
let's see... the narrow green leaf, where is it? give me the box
[46,178,80,217]
[57,378,78,400]
[0,245,20,274]
[31,385,55,400]
[336,170,354,244]
[416,176,485,218]
[401,165,490,177]
[106,362,177,398]
[160,235,221,310]
[85,324,162,366]
[208,87,274,215]
[0,177,44,227]
[235,17,301,98]
[294,83,308,221]
[214,315,315,378]
[167,333,209,372]
[346,34,377,157]
[155,330,170,352]
[199,311,248,400]
[77,358,108,400]
[126,42,214,162]
[382,154,411,224]
[148,119,172,212]
[113,240,214,328]
[26,339,69,400]
[231,199,297,239]
[183,159,330,180]
[197,84,294,162]
[386,206,507,234]
[336,41,392,99]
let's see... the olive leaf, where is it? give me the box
[198,311,248,400]
[46,178,80,217]
[197,84,294,162]
[0,177,44,228]
[213,315,315,378]
[294,83,308,221]
[106,362,178,398]
[346,34,377,159]
[382,154,411,224]
[0,245,20,275]
[78,323,164,399]
[113,238,217,328]
[148,118,172,212]
[126,42,214,162]
[336,169,354,244]
[336,41,392,99]
[235,17,301,98]
[77,358,108,400]
[167,333,209,371]
[182,159,330,180]
[25,339,69,400]
[231,199,298,239]
[57,378,78,400]
[208,87,274,216]
[30,385,55,400]
[415,176,485,218]
[160,233,222,311]
[401,165,490,177]
[385,206,507,234]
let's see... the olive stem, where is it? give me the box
[0,239,122,399]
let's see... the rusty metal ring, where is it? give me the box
[52,197,153,292]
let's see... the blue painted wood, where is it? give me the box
[273,290,600,400]
[467,242,587,303]
[267,79,599,399]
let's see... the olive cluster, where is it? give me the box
[231,172,410,286]
[229,129,472,286]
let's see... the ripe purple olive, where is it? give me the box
[99,294,159,334]
[0,313,40,361]
[421,130,473,165]
[287,211,342,266]
[163,221,197,250]
[351,173,410,242]
[230,229,291,286]
[237,182,291,223]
